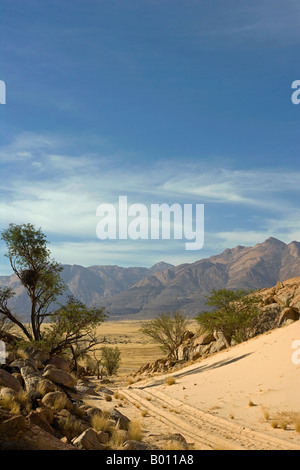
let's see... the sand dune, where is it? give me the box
[119,320,300,450]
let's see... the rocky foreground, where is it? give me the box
[0,351,162,450]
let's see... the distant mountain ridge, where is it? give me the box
[1,238,300,320]
[0,261,174,320]
[103,237,300,318]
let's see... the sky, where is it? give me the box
[0,0,299,275]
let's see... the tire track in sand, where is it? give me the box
[121,386,300,451]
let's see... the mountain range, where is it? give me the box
[1,237,300,320]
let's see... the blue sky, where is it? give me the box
[0,0,299,274]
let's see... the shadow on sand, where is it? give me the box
[139,353,252,390]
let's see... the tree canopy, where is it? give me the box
[140,311,189,359]
[195,288,261,345]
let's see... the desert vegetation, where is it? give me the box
[195,288,261,346]
[139,311,190,359]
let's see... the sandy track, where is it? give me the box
[120,386,300,450]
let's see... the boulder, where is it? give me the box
[109,408,131,430]
[28,409,55,434]
[41,391,73,411]
[123,440,155,450]
[209,339,227,354]
[85,407,103,420]
[278,307,300,325]
[0,414,26,439]
[193,331,215,346]
[74,384,99,395]
[42,367,76,388]
[0,387,18,398]
[72,428,105,450]
[176,342,190,361]
[0,414,77,450]
[24,348,50,365]
[20,365,43,395]
[97,430,109,444]
[0,369,22,392]
[46,356,70,372]
[290,294,300,312]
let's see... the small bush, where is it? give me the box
[101,346,121,376]
[91,414,112,433]
[57,415,86,441]
[108,429,127,449]
[263,410,270,421]
[52,394,71,412]
[279,421,288,430]
[0,394,21,415]
[128,420,143,441]
[166,376,176,386]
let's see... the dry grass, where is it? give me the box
[0,394,21,415]
[52,394,72,412]
[108,429,128,449]
[114,391,125,400]
[91,414,112,433]
[0,389,30,415]
[57,415,86,441]
[263,409,300,432]
[128,420,143,441]
[165,376,176,386]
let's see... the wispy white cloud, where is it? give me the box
[1,132,299,270]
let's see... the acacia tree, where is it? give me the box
[1,223,65,341]
[140,311,189,359]
[43,296,107,365]
[0,223,107,355]
[195,288,261,345]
